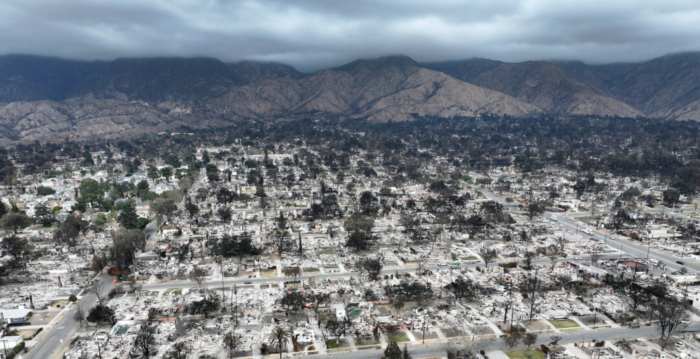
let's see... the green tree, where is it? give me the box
[205,163,219,175]
[402,345,412,359]
[357,257,383,281]
[663,188,681,207]
[160,166,173,179]
[526,202,545,221]
[109,229,146,272]
[0,213,31,233]
[0,236,32,261]
[184,199,199,218]
[36,186,56,196]
[150,198,178,218]
[78,179,104,208]
[147,165,160,180]
[136,180,151,200]
[87,304,116,324]
[33,203,53,226]
[217,207,232,222]
[95,213,107,225]
[117,201,140,229]
[54,214,87,245]
[216,188,236,204]
[383,342,402,359]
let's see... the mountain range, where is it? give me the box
[2,52,700,143]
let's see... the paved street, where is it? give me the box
[25,220,160,359]
[139,253,618,291]
[477,187,700,273]
[24,275,116,359]
[308,322,700,359]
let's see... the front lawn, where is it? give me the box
[325,340,348,349]
[388,332,410,343]
[504,349,545,359]
[549,319,580,329]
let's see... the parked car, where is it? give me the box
[629,323,640,329]
[677,260,685,265]
[243,281,252,284]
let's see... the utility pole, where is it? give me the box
[681,241,687,259]
[646,240,651,261]
[619,245,623,262]
[234,284,238,327]
[218,256,225,310]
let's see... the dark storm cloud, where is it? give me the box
[1,0,700,71]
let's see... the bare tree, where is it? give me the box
[189,266,207,287]
[548,255,558,271]
[549,335,562,346]
[503,326,525,349]
[656,297,690,342]
[520,269,544,322]
[132,328,158,358]
[74,305,88,328]
[283,266,301,281]
[523,332,538,348]
[479,247,497,268]
[556,236,566,253]
[91,280,105,303]
[416,259,426,276]
[446,337,485,359]
[523,251,536,270]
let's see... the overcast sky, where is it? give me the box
[2,0,700,72]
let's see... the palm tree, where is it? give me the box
[268,326,292,359]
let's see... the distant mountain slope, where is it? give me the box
[6,52,700,143]
[605,52,700,117]
[211,55,541,122]
[0,55,245,103]
[423,59,642,117]
[0,55,540,143]
[228,61,305,84]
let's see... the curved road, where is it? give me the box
[25,219,160,359]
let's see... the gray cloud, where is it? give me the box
[1,0,700,71]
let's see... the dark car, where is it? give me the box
[677,260,685,265]
[629,323,640,329]
[244,281,252,284]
